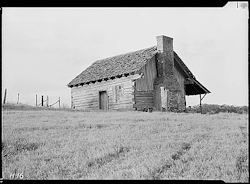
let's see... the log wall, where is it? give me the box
[71,74,140,110]
[133,90,154,110]
[173,66,185,95]
[133,56,157,111]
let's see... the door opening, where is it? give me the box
[99,91,108,110]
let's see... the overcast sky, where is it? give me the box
[2,3,248,107]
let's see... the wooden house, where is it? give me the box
[67,35,210,111]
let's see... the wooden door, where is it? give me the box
[99,91,108,110]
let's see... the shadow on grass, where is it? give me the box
[75,123,111,130]
[145,142,192,180]
[235,149,249,182]
[145,160,173,180]
[2,139,45,159]
[86,146,130,169]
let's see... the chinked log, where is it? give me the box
[135,100,153,103]
[135,101,154,104]
[133,104,154,108]
[135,95,153,98]
[135,98,153,102]
[134,91,153,94]
[134,95,153,98]
[135,98,153,101]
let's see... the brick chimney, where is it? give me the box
[156,35,174,77]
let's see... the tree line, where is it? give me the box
[187,104,248,114]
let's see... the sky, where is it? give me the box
[2,3,248,108]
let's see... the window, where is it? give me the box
[114,85,124,102]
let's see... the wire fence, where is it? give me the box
[36,95,60,108]
[2,89,64,108]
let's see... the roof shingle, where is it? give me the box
[67,44,210,95]
[67,46,157,87]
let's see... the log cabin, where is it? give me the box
[67,35,210,111]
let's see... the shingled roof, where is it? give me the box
[67,46,210,95]
[67,46,157,87]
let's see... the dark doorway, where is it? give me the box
[99,91,108,110]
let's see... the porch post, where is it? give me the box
[199,93,207,114]
[199,94,202,114]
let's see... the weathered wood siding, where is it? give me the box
[173,66,185,95]
[133,91,154,110]
[135,56,157,91]
[71,74,140,110]
[133,56,157,110]
[173,66,186,110]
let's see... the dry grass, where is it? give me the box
[1,105,249,181]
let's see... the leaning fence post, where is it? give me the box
[17,93,19,104]
[46,95,49,107]
[58,97,60,108]
[41,95,43,107]
[3,89,7,104]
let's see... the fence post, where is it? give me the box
[46,95,49,107]
[59,97,60,108]
[17,93,19,104]
[36,94,37,106]
[41,95,43,107]
[3,89,7,104]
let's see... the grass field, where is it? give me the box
[1,104,249,181]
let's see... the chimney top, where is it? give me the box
[156,35,173,54]
[156,35,174,77]
[156,35,173,40]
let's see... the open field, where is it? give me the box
[1,104,249,181]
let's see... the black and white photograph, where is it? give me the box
[1,4,248,181]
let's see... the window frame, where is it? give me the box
[115,84,124,102]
